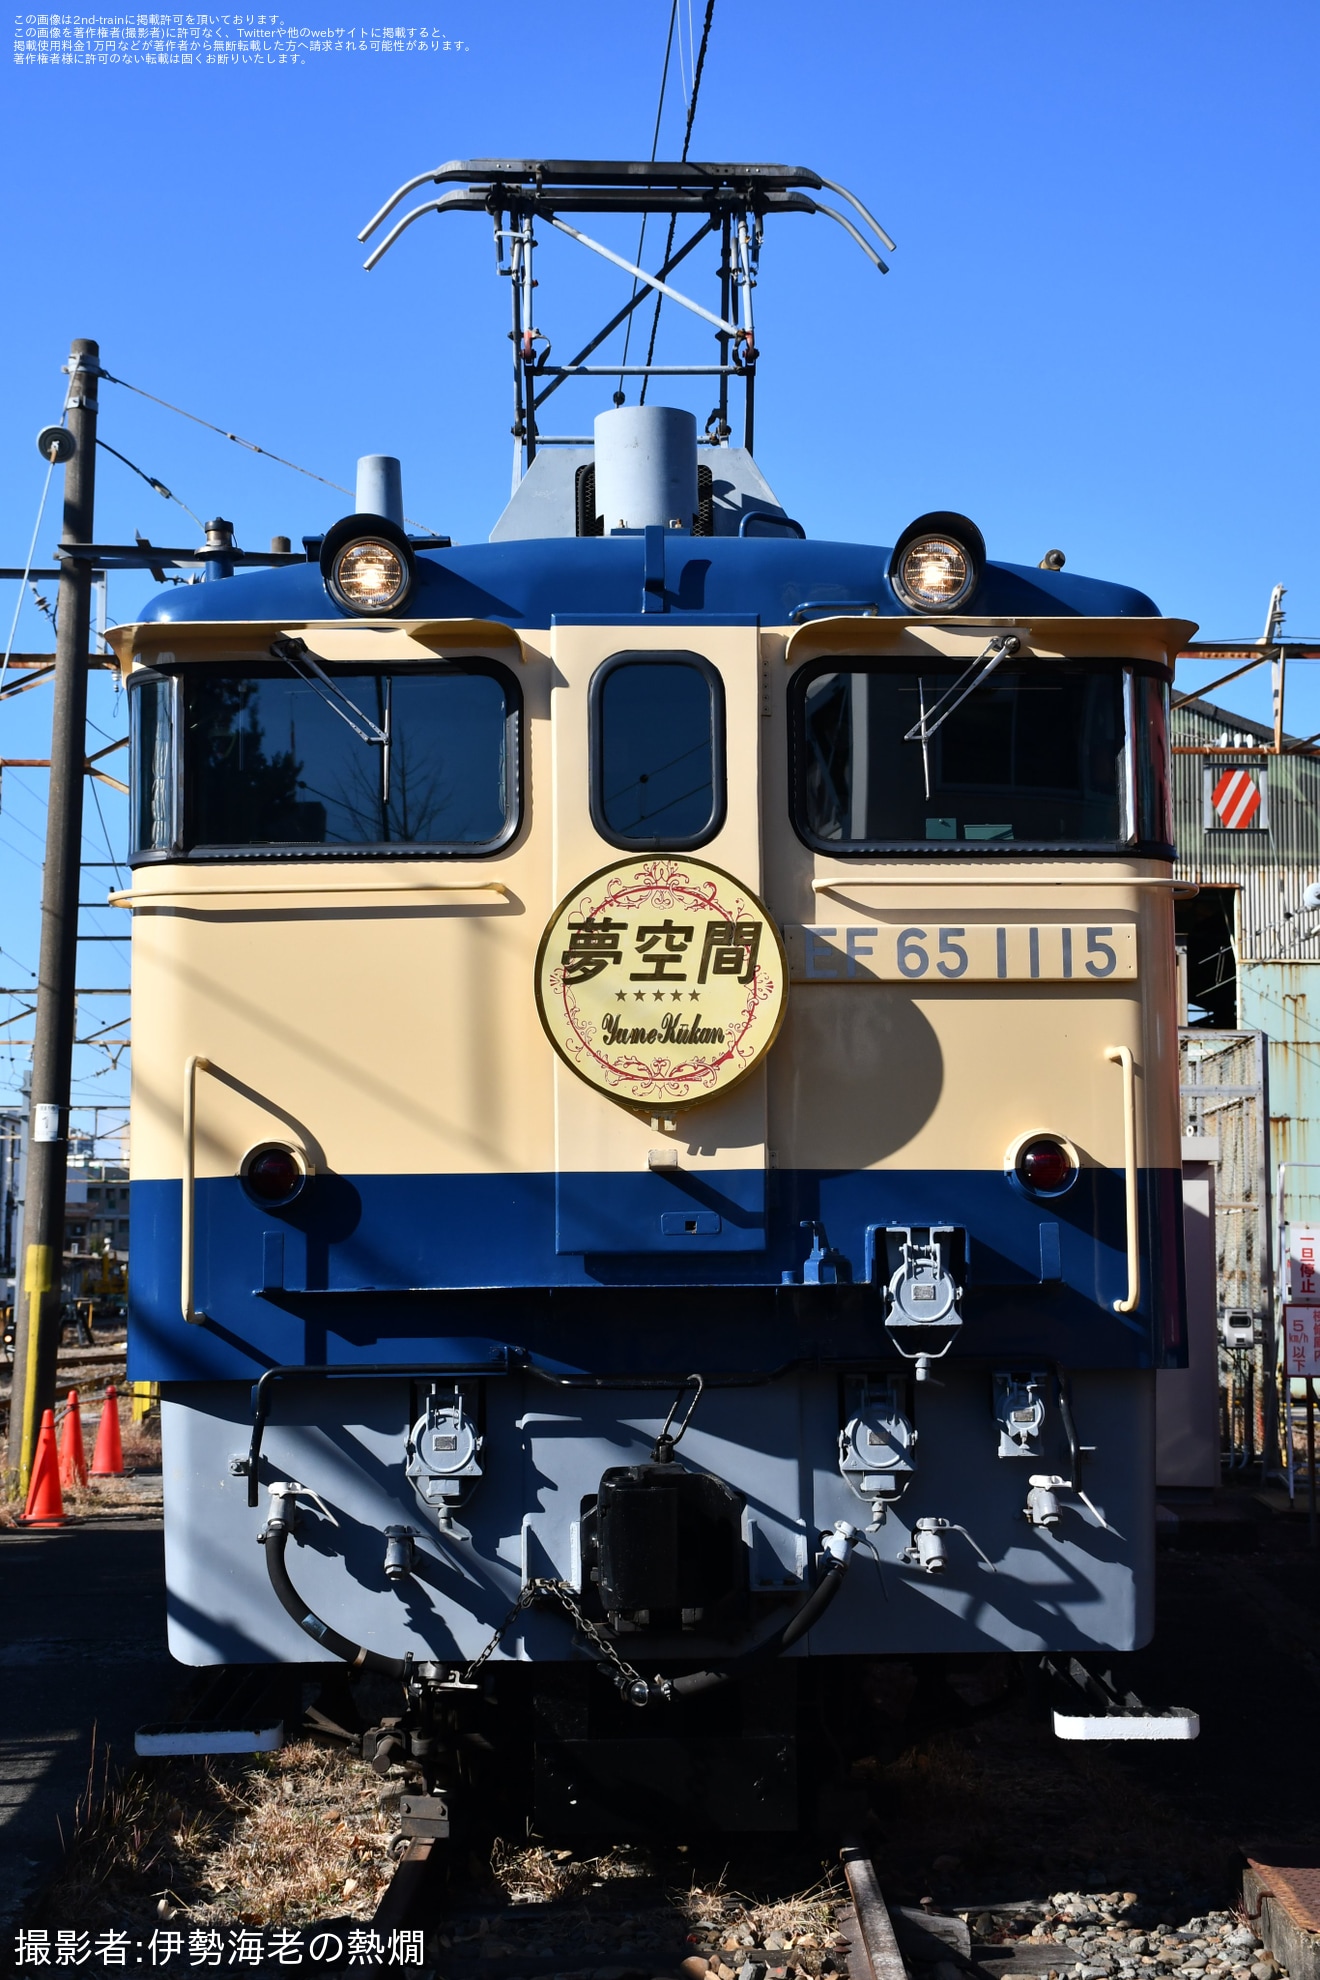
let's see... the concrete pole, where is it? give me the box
[7,338,99,1487]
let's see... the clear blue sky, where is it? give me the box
[0,0,1316,1120]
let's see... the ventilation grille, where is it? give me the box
[574,464,604,537]
[574,461,712,537]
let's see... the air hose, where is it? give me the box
[262,1484,408,1679]
[665,1522,860,1698]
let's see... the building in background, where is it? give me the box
[63,1153,129,1312]
[1175,694,1320,1226]
[0,1106,24,1303]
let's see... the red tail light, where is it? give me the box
[241,1144,306,1205]
[1015,1137,1075,1195]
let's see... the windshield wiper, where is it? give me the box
[903,633,1021,746]
[270,636,388,747]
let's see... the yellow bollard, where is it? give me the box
[129,1381,158,1424]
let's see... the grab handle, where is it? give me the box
[1104,1046,1140,1314]
[182,1054,214,1325]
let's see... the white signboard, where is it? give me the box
[1287,1226,1320,1304]
[1284,1306,1320,1379]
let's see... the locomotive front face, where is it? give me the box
[118,578,1188,1690]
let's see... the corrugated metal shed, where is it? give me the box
[1174,696,1320,959]
[1175,696,1320,1228]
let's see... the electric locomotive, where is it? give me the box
[116,162,1190,1832]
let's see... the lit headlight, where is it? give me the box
[319,512,416,616]
[888,511,986,613]
[899,536,972,608]
[333,538,407,610]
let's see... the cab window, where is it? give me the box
[590,652,725,849]
[790,657,1166,852]
[129,659,519,858]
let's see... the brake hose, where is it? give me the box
[667,1523,860,1697]
[262,1486,408,1679]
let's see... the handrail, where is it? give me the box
[111,880,509,907]
[1105,1046,1140,1314]
[182,1054,213,1326]
[811,875,1193,891]
[788,600,880,623]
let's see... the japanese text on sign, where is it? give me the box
[1287,1227,1320,1305]
[537,858,786,1110]
[1284,1306,1320,1379]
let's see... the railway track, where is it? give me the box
[370,1836,917,1980]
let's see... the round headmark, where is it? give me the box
[535,857,787,1111]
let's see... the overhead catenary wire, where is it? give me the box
[639,0,717,405]
[0,458,57,707]
[616,0,682,398]
[98,369,442,535]
[96,438,205,531]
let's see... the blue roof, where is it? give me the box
[135,534,1160,628]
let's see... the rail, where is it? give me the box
[1105,1045,1141,1314]
[368,1828,913,1974]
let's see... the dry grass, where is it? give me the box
[679,1861,849,1945]
[39,1733,396,1930]
[490,1838,655,1904]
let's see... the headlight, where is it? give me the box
[898,536,972,608]
[319,512,416,615]
[333,538,407,610]
[888,510,985,613]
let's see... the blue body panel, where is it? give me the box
[132,536,1160,630]
[128,1164,1185,1383]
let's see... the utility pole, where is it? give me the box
[7,338,99,1488]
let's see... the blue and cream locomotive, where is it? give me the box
[117,162,1189,1829]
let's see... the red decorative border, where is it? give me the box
[543,859,781,1102]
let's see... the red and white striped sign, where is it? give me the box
[1210,767,1263,829]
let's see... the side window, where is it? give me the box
[1137,674,1173,847]
[590,653,725,849]
[129,672,176,855]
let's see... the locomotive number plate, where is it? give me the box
[785,922,1137,983]
[536,857,788,1110]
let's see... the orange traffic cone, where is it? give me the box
[23,1409,66,1524]
[59,1389,88,1489]
[90,1383,124,1477]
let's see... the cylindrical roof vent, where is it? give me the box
[593,406,697,534]
[355,454,404,526]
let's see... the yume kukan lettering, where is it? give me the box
[600,1010,727,1046]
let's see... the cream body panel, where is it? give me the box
[760,617,1183,1177]
[128,637,555,1183]
[548,623,768,1175]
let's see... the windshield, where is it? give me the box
[131,662,518,856]
[794,660,1132,849]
